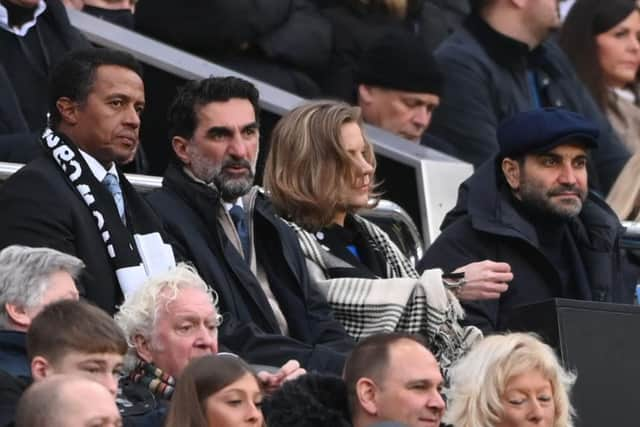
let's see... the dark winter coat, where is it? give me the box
[319,0,468,100]
[264,373,352,427]
[418,159,636,332]
[0,0,89,163]
[0,369,30,427]
[118,379,168,427]
[134,0,330,97]
[0,331,30,427]
[0,155,165,314]
[0,331,29,379]
[426,12,630,194]
[146,164,354,375]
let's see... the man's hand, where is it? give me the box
[451,260,512,301]
[257,359,306,394]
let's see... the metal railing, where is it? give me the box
[0,161,161,192]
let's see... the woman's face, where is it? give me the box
[495,370,556,427]
[204,373,263,427]
[596,10,640,88]
[339,121,374,212]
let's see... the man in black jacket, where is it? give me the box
[419,108,637,333]
[0,48,173,314]
[0,0,90,163]
[426,0,630,194]
[146,76,354,374]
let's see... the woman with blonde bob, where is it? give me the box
[264,100,518,371]
[444,333,576,427]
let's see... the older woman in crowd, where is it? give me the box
[263,100,514,370]
[444,333,576,427]
[165,354,264,427]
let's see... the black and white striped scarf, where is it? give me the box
[41,128,163,296]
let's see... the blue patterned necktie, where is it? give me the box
[229,204,250,263]
[102,172,126,224]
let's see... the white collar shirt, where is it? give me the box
[0,0,46,36]
[79,149,119,184]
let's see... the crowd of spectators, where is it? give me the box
[1,0,640,426]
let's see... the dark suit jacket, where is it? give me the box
[146,164,354,374]
[0,154,161,314]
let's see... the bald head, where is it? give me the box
[15,375,121,427]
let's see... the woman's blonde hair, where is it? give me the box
[264,100,379,230]
[443,333,576,427]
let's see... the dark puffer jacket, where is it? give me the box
[418,159,637,332]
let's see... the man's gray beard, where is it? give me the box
[214,172,253,201]
[190,156,254,201]
[518,183,585,221]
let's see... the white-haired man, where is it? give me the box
[115,263,305,402]
[0,245,82,426]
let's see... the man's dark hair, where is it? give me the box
[48,47,143,129]
[27,300,127,363]
[343,332,429,415]
[167,76,260,142]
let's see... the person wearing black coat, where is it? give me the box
[419,108,637,333]
[146,76,353,374]
[0,0,90,163]
[0,48,172,314]
[135,0,330,98]
[425,4,630,194]
[133,0,331,174]
[318,0,469,101]
[147,163,354,374]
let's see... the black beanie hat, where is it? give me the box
[356,29,444,96]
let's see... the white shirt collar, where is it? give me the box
[79,149,119,183]
[0,0,47,37]
[223,197,244,213]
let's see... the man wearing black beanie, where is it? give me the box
[356,29,444,143]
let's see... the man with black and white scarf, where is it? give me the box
[0,47,174,314]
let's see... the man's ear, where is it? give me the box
[5,303,31,330]
[133,334,154,363]
[358,84,374,105]
[356,377,379,416]
[31,356,52,381]
[171,136,191,167]
[55,97,79,126]
[502,157,521,191]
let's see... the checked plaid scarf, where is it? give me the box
[287,215,482,373]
